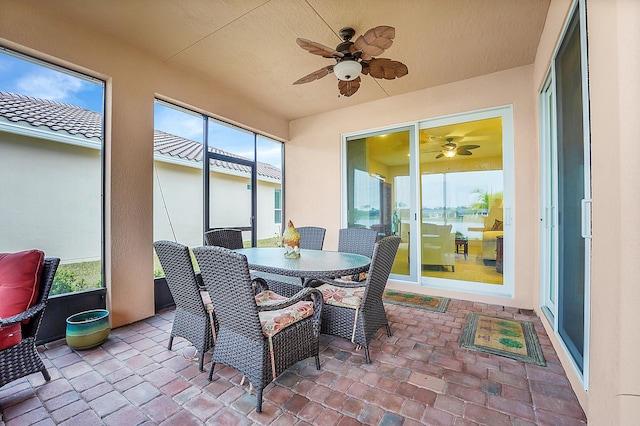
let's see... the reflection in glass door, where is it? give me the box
[419,117,504,288]
[345,126,416,281]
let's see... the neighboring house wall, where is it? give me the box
[0,131,101,262]
[1,132,280,262]
[154,159,280,247]
[153,160,203,247]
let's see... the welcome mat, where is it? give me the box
[383,291,450,313]
[460,313,546,366]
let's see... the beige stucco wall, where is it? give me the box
[585,0,640,423]
[0,2,288,327]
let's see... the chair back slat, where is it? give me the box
[338,228,378,258]
[23,258,60,339]
[362,236,401,310]
[297,226,326,250]
[204,229,244,249]
[192,246,264,340]
[153,241,206,317]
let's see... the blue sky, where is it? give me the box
[0,51,103,112]
[1,50,282,168]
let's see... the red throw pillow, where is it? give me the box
[0,250,45,350]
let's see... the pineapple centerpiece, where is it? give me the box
[282,220,301,258]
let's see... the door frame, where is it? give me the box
[203,128,257,246]
[340,104,514,296]
[538,0,591,388]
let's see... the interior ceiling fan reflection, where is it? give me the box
[421,137,480,159]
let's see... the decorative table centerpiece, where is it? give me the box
[282,220,301,258]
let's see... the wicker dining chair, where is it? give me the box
[307,235,400,364]
[192,245,323,413]
[338,227,378,259]
[1,256,60,388]
[297,226,326,250]
[204,229,244,249]
[153,241,216,372]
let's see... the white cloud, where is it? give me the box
[16,70,85,102]
[154,105,203,142]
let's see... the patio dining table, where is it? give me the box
[235,247,370,282]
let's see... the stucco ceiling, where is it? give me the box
[46,0,550,121]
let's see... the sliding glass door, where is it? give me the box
[343,107,513,295]
[540,0,591,380]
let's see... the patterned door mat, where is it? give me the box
[383,291,450,313]
[460,313,546,366]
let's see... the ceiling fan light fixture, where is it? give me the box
[443,150,457,158]
[333,60,362,81]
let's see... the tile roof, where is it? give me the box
[0,91,281,181]
[0,91,103,139]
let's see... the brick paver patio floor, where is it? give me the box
[0,298,587,425]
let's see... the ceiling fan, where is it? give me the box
[293,26,409,97]
[434,138,480,159]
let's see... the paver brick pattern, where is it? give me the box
[0,298,587,425]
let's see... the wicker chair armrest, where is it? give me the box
[251,277,269,294]
[0,302,45,327]
[256,287,323,337]
[256,286,319,312]
[306,277,366,289]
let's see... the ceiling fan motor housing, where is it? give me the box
[339,27,356,41]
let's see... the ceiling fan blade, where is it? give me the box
[338,76,361,97]
[293,65,334,85]
[363,58,409,80]
[459,145,480,150]
[296,38,344,58]
[353,26,395,61]
[457,150,473,156]
[435,153,444,159]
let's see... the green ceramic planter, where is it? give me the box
[65,309,110,350]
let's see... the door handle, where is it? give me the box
[581,199,592,238]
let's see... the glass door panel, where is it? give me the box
[556,9,586,371]
[345,127,416,281]
[419,117,504,287]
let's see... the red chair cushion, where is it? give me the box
[0,250,45,350]
[0,324,21,350]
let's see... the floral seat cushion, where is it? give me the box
[316,283,365,309]
[255,290,313,337]
[254,290,315,381]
